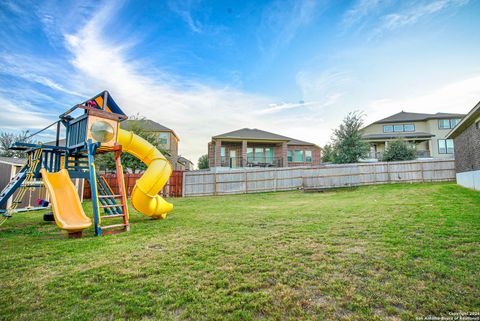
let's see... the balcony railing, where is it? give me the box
[246,157,282,167]
[220,157,283,168]
[366,150,431,161]
[416,150,431,158]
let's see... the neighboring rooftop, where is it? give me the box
[121,119,179,139]
[0,156,26,166]
[371,111,465,124]
[44,138,66,147]
[213,128,317,146]
[177,156,194,165]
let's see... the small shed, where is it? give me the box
[447,101,480,190]
[0,156,46,210]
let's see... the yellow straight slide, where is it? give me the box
[40,168,92,232]
[118,129,173,219]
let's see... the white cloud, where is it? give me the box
[167,0,203,33]
[0,96,54,131]
[257,0,320,55]
[0,53,85,97]
[380,0,469,30]
[342,0,386,28]
[365,75,480,124]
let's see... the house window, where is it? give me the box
[294,150,304,162]
[450,118,461,128]
[438,139,454,154]
[446,139,454,154]
[305,150,312,162]
[220,147,226,157]
[404,124,415,132]
[393,124,403,132]
[255,147,264,161]
[287,150,292,162]
[265,147,274,162]
[383,125,393,132]
[438,119,461,129]
[438,119,450,129]
[247,148,254,161]
[159,133,169,147]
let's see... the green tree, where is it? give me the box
[198,154,209,169]
[331,111,369,164]
[382,140,417,162]
[96,117,168,173]
[0,130,34,158]
[321,144,335,163]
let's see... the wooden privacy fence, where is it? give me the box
[84,171,184,198]
[183,159,456,197]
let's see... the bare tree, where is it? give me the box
[0,130,33,158]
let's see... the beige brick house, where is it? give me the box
[361,111,464,160]
[121,119,193,170]
[208,128,321,168]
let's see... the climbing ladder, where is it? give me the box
[0,148,43,223]
[87,144,129,236]
[96,174,129,235]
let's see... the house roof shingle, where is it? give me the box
[213,128,317,146]
[121,119,179,140]
[372,111,465,124]
[121,119,172,132]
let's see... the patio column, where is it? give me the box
[215,139,222,167]
[282,142,288,167]
[241,140,247,167]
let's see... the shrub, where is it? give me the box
[198,154,209,169]
[382,140,416,162]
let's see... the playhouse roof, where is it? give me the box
[85,91,126,117]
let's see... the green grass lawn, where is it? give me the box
[1,183,479,321]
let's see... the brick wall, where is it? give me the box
[169,134,178,158]
[453,121,480,173]
[208,142,215,167]
[287,145,322,166]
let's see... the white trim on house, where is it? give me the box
[456,170,480,191]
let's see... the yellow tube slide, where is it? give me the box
[40,168,92,232]
[117,129,173,219]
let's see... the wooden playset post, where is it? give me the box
[114,146,130,231]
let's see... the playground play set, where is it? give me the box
[0,91,173,237]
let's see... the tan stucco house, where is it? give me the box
[361,111,464,160]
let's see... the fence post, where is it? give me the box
[387,162,391,183]
[244,169,248,194]
[182,171,186,197]
[274,169,277,192]
[420,160,424,182]
[214,172,218,196]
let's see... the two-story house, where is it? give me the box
[121,119,192,170]
[208,128,321,168]
[361,111,465,160]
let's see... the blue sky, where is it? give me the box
[1,0,480,164]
